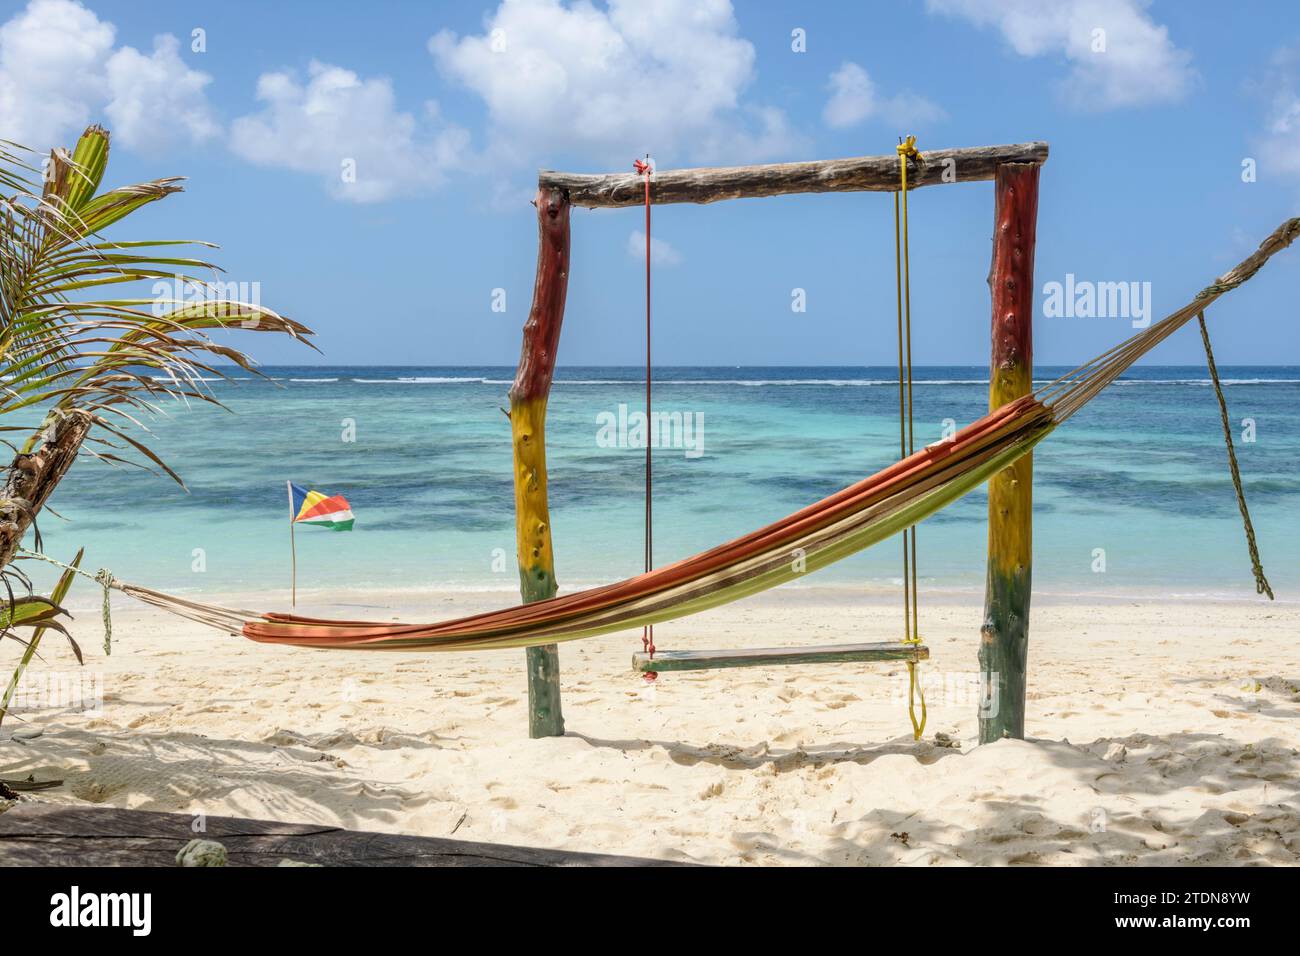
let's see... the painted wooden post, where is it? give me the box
[510,186,570,738]
[980,162,1039,744]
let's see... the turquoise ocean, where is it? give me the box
[29,366,1300,603]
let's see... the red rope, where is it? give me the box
[635,157,656,681]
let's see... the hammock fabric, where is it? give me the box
[245,395,1055,650]
[95,218,1300,652]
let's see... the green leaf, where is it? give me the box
[0,596,65,629]
[0,548,83,728]
[65,125,110,212]
[61,179,185,242]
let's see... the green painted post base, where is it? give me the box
[526,644,565,738]
[518,564,564,739]
[978,567,1030,742]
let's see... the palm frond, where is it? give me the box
[0,123,315,572]
[0,548,83,728]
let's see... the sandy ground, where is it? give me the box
[1,586,1297,866]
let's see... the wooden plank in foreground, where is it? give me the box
[540,142,1048,208]
[633,642,929,673]
[0,803,686,867]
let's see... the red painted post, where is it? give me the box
[980,163,1040,743]
[509,186,570,738]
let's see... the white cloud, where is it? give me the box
[1256,47,1300,180]
[106,35,218,150]
[628,228,680,266]
[0,0,215,151]
[1262,97,1300,178]
[0,0,113,148]
[823,62,946,129]
[926,0,1194,110]
[430,0,800,167]
[229,61,470,203]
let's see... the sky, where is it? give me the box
[3,0,1300,367]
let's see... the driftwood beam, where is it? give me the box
[540,141,1048,208]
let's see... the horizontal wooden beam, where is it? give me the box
[540,142,1048,208]
[633,641,929,673]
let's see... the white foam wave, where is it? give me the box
[350,376,493,384]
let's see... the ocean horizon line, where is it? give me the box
[171,363,1300,388]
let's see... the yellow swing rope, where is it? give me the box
[894,134,926,740]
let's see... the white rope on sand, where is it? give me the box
[15,548,259,644]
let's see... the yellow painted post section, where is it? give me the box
[987,365,1033,580]
[510,392,564,736]
[510,394,558,602]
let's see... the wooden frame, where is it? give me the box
[511,142,1048,739]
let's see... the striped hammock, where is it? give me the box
[115,218,1300,653]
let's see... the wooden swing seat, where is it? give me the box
[632,641,929,673]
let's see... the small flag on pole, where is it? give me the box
[288,482,355,531]
[287,481,354,607]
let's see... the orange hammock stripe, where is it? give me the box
[243,395,1051,650]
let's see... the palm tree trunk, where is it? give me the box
[0,410,92,570]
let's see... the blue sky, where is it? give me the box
[5,0,1300,366]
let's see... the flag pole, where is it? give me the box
[287,481,297,607]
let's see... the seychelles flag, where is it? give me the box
[288,481,354,531]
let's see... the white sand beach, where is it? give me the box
[2,587,1297,866]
